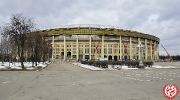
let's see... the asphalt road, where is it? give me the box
[0,62,180,100]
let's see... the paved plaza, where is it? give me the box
[0,62,180,100]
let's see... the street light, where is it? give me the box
[137,41,144,68]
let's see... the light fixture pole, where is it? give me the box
[137,41,144,68]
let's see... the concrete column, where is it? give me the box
[150,41,152,60]
[112,44,114,60]
[130,37,132,60]
[71,43,73,59]
[156,43,159,60]
[119,36,122,60]
[138,38,140,60]
[154,42,156,60]
[52,36,54,59]
[83,43,85,60]
[89,35,91,60]
[63,35,66,61]
[101,35,104,58]
[76,35,79,61]
[145,39,147,60]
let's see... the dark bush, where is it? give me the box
[143,61,154,67]
[80,61,153,69]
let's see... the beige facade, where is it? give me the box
[40,24,160,61]
[51,35,159,61]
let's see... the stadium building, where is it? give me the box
[40,24,160,61]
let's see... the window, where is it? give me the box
[114,44,118,48]
[73,48,76,53]
[56,48,60,53]
[79,48,83,53]
[72,55,76,58]
[85,48,89,53]
[56,55,59,59]
[104,48,107,53]
[67,49,71,52]
[55,44,60,47]
[108,44,112,47]
[67,45,71,47]
[79,45,83,47]
[91,48,95,53]
[114,49,117,53]
[108,48,112,54]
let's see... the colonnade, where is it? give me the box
[51,35,159,61]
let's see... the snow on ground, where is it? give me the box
[73,63,138,70]
[0,62,48,70]
[73,62,178,70]
[152,65,176,68]
[0,62,178,70]
[73,63,104,70]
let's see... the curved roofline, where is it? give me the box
[43,24,126,30]
[39,24,160,43]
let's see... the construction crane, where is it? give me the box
[161,44,173,61]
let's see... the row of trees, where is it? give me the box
[0,13,52,69]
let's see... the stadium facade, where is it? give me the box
[40,24,160,61]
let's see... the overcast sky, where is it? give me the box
[0,0,180,55]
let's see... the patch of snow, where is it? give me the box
[152,65,176,68]
[73,63,178,70]
[0,62,48,70]
[73,63,139,70]
[0,66,6,69]
[121,65,138,69]
[73,63,104,70]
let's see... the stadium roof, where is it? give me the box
[39,24,160,42]
[44,24,127,30]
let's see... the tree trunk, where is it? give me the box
[35,45,38,66]
[21,47,24,69]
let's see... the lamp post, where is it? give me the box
[137,41,144,68]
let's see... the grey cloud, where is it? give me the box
[0,0,180,55]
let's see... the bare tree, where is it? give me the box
[26,31,52,66]
[3,14,35,69]
[42,36,52,63]
[39,33,52,63]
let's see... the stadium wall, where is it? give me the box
[40,24,160,61]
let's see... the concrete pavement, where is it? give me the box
[0,62,180,100]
